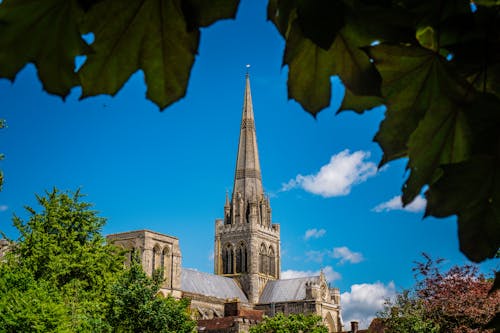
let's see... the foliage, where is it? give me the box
[0,189,195,332]
[380,254,500,333]
[107,254,196,333]
[379,290,440,333]
[249,313,328,333]
[0,0,239,108]
[0,0,498,268]
[0,266,72,333]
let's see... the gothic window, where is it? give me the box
[236,246,242,273]
[223,244,234,274]
[161,247,169,280]
[235,242,248,273]
[259,243,268,274]
[243,245,248,273]
[152,247,157,276]
[268,246,276,277]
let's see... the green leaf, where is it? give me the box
[416,26,438,51]
[283,22,336,114]
[404,104,471,204]
[426,156,500,262]
[181,0,240,30]
[283,21,380,115]
[0,0,88,97]
[79,0,200,109]
[368,44,469,165]
[338,87,383,114]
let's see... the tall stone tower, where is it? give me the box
[214,74,281,304]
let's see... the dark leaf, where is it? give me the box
[284,21,380,115]
[0,0,88,97]
[369,44,468,165]
[426,156,500,262]
[404,103,471,204]
[338,87,383,114]
[181,0,240,30]
[296,0,345,50]
[79,0,199,109]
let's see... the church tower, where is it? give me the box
[214,74,281,304]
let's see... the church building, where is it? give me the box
[107,74,342,332]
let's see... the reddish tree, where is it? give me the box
[413,254,499,333]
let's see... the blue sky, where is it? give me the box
[0,0,497,328]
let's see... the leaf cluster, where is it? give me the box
[249,313,328,333]
[267,0,500,267]
[0,0,240,109]
[107,254,196,333]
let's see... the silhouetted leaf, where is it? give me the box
[79,0,200,109]
[338,88,383,114]
[368,44,470,166]
[181,0,240,30]
[0,0,88,97]
[282,21,380,115]
[296,0,345,50]
[426,156,500,262]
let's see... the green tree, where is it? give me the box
[0,266,71,333]
[249,313,328,333]
[0,189,196,332]
[107,254,196,333]
[379,291,440,333]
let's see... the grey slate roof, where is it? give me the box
[259,276,320,304]
[181,268,249,302]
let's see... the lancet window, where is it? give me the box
[223,244,234,274]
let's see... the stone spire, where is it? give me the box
[233,73,263,203]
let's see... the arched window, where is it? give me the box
[268,246,276,277]
[259,243,268,274]
[152,247,157,276]
[223,244,234,274]
[236,242,248,273]
[161,247,169,280]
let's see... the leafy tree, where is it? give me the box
[0,189,195,332]
[107,254,196,333]
[249,313,328,333]
[380,254,500,333]
[0,0,498,272]
[0,266,71,333]
[379,290,440,333]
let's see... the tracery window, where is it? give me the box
[235,242,248,273]
[259,243,268,274]
[223,244,234,274]
[268,246,276,277]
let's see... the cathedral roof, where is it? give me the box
[258,276,320,304]
[181,268,249,303]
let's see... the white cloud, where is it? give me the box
[331,246,364,264]
[305,250,327,263]
[304,228,326,240]
[372,195,426,213]
[0,205,7,212]
[341,281,396,329]
[281,266,341,282]
[281,150,377,197]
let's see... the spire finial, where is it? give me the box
[245,64,251,77]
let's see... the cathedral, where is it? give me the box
[107,75,342,332]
